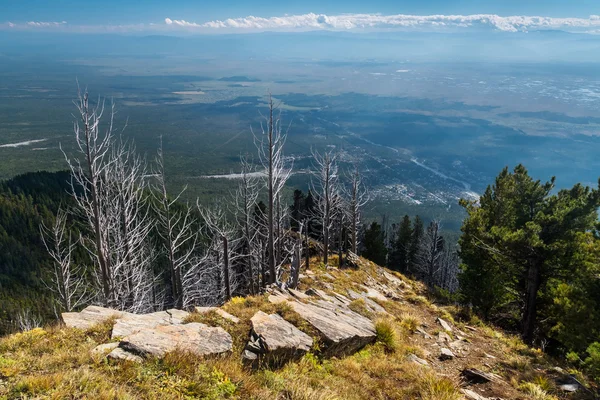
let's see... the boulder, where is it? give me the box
[111,309,190,338]
[288,300,376,356]
[62,306,127,330]
[107,347,143,363]
[461,368,502,384]
[439,347,455,360]
[120,322,232,358]
[436,317,453,332]
[243,311,312,367]
[195,307,240,323]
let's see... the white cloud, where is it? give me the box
[165,18,200,27]
[165,12,600,33]
[26,21,67,27]
[3,12,600,34]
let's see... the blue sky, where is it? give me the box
[2,0,600,33]
[4,0,600,23]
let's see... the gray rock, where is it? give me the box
[194,307,240,323]
[436,317,453,332]
[120,322,232,358]
[91,342,119,356]
[243,311,312,367]
[62,305,128,330]
[407,353,429,366]
[289,299,376,356]
[111,309,190,338]
[439,347,455,360]
[461,368,502,384]
[107,347,143,363]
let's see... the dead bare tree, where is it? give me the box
[151,139,199,308]
[103,140,156,313]
[344,164,369,255]
[40,208,91,312]
[416,219,445,287]
[198,203,240,302]
[63,88,114,306]
[311,149,340,266]
[232,155,261,294]
[64,90,157,312]
[253,95,292,285]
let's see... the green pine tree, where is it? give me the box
[388,215,412,273]
[361,221,387,266]
[459,164,600,344]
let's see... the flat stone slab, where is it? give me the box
[289,299,376,356]
[195,307,240,323]
[62,306,129,330]
[111,309,190,338]
[244,311,312,367]
[120,322,232,358]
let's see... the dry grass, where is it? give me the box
[1,254,596,400]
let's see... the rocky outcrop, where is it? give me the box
[62,306,127,330]
[111,309,190,338]
[120,323,232,358]
[265,287,377,356]
[243,311,312,367]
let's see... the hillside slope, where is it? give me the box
[0,256,596,400]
